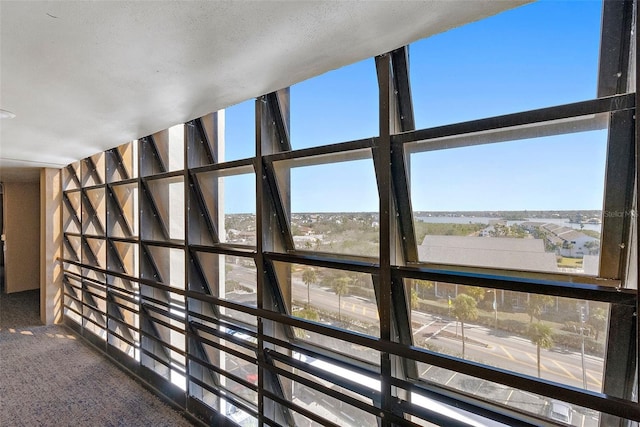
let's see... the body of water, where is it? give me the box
[416,216,602,233]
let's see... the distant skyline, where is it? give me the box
[223,0,605,214]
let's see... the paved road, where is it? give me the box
[225,264,602,426]
[417,318,604,391]
[228,264,604,392]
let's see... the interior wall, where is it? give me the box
[40,168,63,324]
[4,181,40,293]
[0,186,4,267]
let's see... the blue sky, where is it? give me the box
[223,0,605,214]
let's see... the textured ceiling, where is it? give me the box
[0,0,526,182]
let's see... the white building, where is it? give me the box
[541,224,599,257]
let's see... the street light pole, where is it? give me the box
[580,305,587,389]
[493,291,498,330]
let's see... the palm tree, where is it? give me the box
[563,241,575,257]
[414,279,433,299]
[529,322,554,377]
[462,285,485,303]
[302,268,317,308]
[333,277,350,322]
[526,294,554,323]
[589,307,607,341]
[410,288,419,309]
[584,240,600,255]
[452,294,478,358]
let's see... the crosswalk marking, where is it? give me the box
[499,345,515,361]
[525,352,548,371]
[552,360,576,380]
[503,389,515,405]
[586,371,602,386]
[445,372,457,386]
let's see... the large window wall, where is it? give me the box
[62,2,638,426]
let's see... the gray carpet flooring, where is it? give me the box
[0,289,194,426]
[0,289,41,328]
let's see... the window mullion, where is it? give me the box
[597,0,634,97]
[600,108,635,279]
[375,51,396,427]
[601,303,637,426]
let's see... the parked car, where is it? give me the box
[548,400,573,424]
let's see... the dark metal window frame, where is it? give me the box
[60,2,638,426]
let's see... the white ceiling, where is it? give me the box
[0,0,525,182]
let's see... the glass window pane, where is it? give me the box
[270,349,381,425]
[222,401,257,427]
[222,100,255,162]
[107,283,140,359]
[82,152,105,187]
[408,115,607,276]
[283,263,379,334]
[405,279,608,393]
[188,322,258,423]
[273,261,379,364]
[412,373,604,426]
[189,252,257,325]
[409,1,602,129]
[63,275,83,322]
[141,125,184,176]
[63,191,81,234]
[224,173,256,245]
[108,275,139,294]
[63,161,81,190]
[107,141,138,182]
[408,391,509,427]
[140,306,186,388]
[107,241,138,278]
[83,237,106,271]
[142,176,184,241]
[291,58,378,149]
[192,332,258,400]
[63,235,81,265]
[141,245,185,290]
[83,281,107,339]
[193,166,256,247]
[108,183,138,238]
[224,255,257,307]
[276,373,378,427]
[275,150,379,258]
[264,399,327,427]
[82,188,106,236]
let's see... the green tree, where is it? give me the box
[462,286,485,303]
[452,294,478,358]
[589,307,607,341]
[411,279,434,299]
[528,322,554,377]
[333,277,350,322]
[490,223,507,237]
[548,242,560,253]
[563,241,575,257]
[584,240,600,255]
[526,294,554,323]
[302,268,317,308]
[293,308,319,339]
[297,307,319,322]
[226,279,240,293]
[410,288,419,309]
[349,271,367,289]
